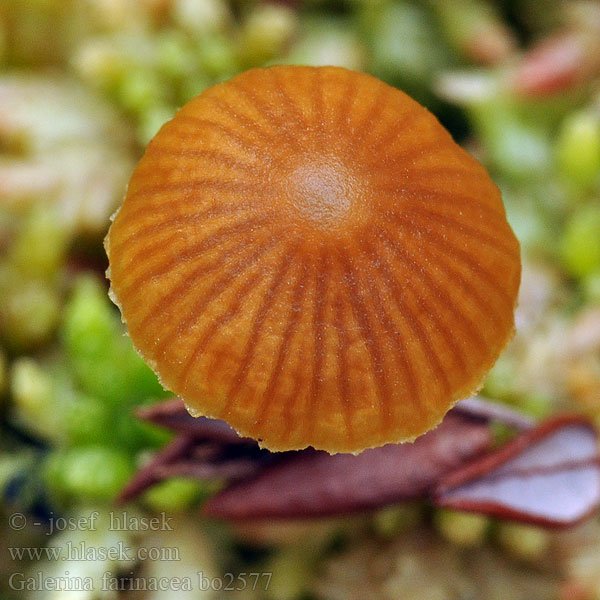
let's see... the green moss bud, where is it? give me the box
[172,0,230,35]
[46,446,134,503]
[583,270,600,303]
[10,358,53,429]
[265,545,313,600]
[63,274,165,404]
[373,504,422,538]
[434,508,490,547]
[156,31,193,78]
[72,39,130,90]
[239,4,297,66]
[556,110,600,189]
[0,13,6,65]
[179,73,211,103]
[367,2,448,98]
[560,205,600,279]
[10,204,68,279]
[197,33,238,79]
[143,478,220,512]
[64,393,113,447]
[138,105,176,145]
[117,68,164,114]
[0,278,60,351]
[0,347,6,397]
[285,18,366,71]
[429,0,514,64]
[113,410,172,451]
[63,275,118,359]
[496,523,551,562]
[471,101,552,179]
[482,353,516,400]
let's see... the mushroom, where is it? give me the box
[105,65,520,454]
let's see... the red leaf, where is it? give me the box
[434,416,600,528]
[136,399,248,444]
[203,413,492,520]
[119,435,196,503]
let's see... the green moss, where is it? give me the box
[44,446,134,504]
[143,478,221,512]
[560,206,600,279]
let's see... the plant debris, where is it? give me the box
[121,399,493,515]
[435,416,600,528]
[121,399,600,527]
[203,412,492,519]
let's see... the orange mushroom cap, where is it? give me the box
[105,66,521,454]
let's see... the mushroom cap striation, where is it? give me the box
[105,66,521,454]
